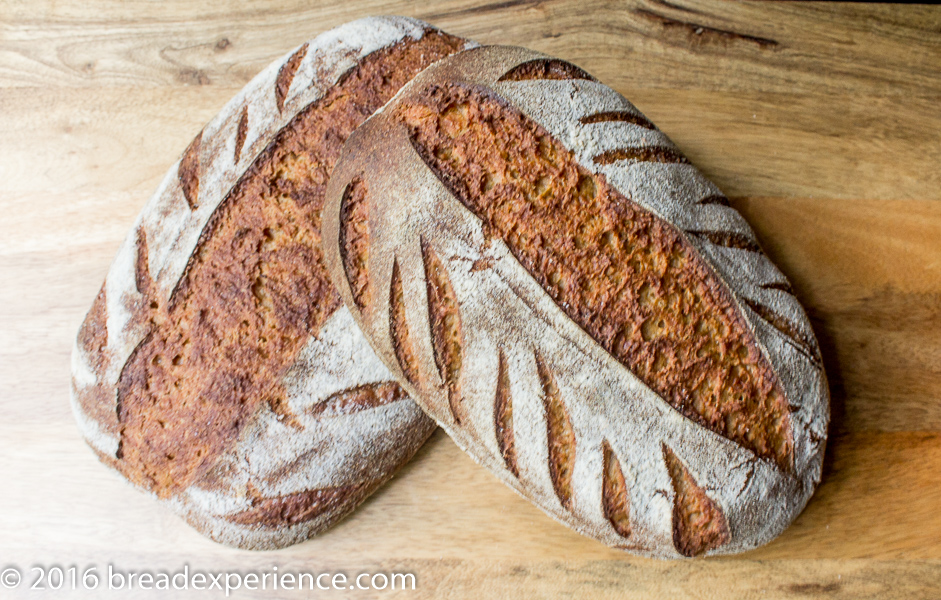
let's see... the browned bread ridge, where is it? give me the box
[321,46,829,558]
[70,17,473,550]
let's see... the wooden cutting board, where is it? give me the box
[1,1,939,598]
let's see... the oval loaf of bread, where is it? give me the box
[70,17,473,550]
[322,45,830,558]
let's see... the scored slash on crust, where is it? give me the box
[663,444,730,557]
[307,381,408,418]
[592,146,689,165]
[420,238,465,425]
[133,227,152,298]
[601,440,631,538]
[696,194,731,207]
[228,481,367,528]
[686,225,821,365]
[760,280,796,295]
[742,297,823,366]
[339,177,372,312]
[688,229,763,253]
[579,110,657,130]
[178,132,202,210]
[72,21,472,550]
[389,257,421,388]
[275,43,309,113]
[130,226,160,332]
[506,48,819,383]
[318,44,828,558]
[234,106,250,164]
[78,284,109,369]
[400,81,795,472]
[536,352,576,512]
[497,58,597,83]
[494,349,519,478]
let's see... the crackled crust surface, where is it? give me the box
[399,84,793,472]
[70,17,469,549]
[116,30,463,496]
[322,45,829,558]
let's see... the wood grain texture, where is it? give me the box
[1,0,939,598]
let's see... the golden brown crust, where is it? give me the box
[275,43,309,113]
[601,440,631,539]
[78,284,109,372]
[389,258,421,387]
[498,58,596,82]
[399,83,793,470]
[339,178,372,312]
[234,106,249,163]
[228,482,368,528]
[74,284,119,437]
[592,146,688,165]
[307,381,408,418]
[537,353,576,511]
[178,132,201,210]
[421,239,465,424]
[115,32,466,499]
[320,44,828,559]
[664,444,731,557]
[494,350,519,478]
[72,19,471,551]
[578,110,656,130]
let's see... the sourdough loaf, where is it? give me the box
[70,17,473,550]
[322,45,830,558]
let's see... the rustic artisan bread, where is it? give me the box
[321,45,830,558]
[70,17,473,550]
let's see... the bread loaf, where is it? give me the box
[70,17,472,550]
[321,45,830,558]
